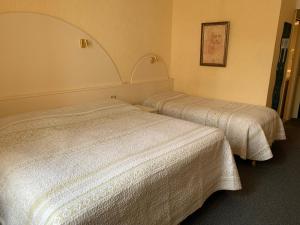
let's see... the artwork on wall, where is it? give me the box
[200,21,230,67]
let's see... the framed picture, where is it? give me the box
[200,21,230,67]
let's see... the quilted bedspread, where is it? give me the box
[144,91,286,161]
[0,99,241,225]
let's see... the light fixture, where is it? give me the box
[150,55,159,64]
[80,39,89,48]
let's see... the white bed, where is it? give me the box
[0,99,241,225]
[144,91,286,161]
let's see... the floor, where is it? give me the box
[182,119,300,225]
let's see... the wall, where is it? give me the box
[171,0,282,105]
[0,0,295,108]
[267,0,297,107]
[0,0,173,83]
[297,0,300,9]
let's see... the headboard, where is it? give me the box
[0,12,123,96]
[130,53,170,84]
[0,13,173,117]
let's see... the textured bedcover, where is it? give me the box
[144,91,286,161]
[0,99,241,225]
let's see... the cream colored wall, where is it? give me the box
[171,0,282,105]
[297,0,300,9]
[267,0,297,107]
[0,0,173,83]
[0,0,294,111]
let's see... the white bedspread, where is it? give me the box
[144,91,286,161]
[0,99,241,225]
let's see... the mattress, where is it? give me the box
[0,99,241,225]
[144,91,286,161]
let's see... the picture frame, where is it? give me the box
[200,21,230,67]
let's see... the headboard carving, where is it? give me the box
[0,12,123,100]
[130,53,169,84]
[0,13,173,117]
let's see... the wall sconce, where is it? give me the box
[150,55,159,64]
[80,39,89,48]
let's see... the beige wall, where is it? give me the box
[0,0,295,108]
[171,0,282,105]
[0,0,173,83]
[267,0,297,107]
[297,0,300,9]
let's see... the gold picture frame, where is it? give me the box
[200,21,230,67]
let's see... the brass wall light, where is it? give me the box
[80,39,89,48]
[150,55,159,64]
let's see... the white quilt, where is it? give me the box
[0,99,241,225]
[144,91,286,161]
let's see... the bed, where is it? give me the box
[144,91,286,161]
[0,99,241,225]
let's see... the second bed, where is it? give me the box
[144,91,286,161]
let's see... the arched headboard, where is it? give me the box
[0,13,173,117]
[0,12,123,99]
[130,53,170,84]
